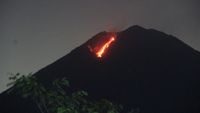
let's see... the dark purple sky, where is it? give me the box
[0,0,200,92]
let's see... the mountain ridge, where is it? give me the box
[0,25,200,113]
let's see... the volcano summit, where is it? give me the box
[0,25,200,113]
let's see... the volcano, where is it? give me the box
[0,25,200,113]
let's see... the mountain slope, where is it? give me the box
[1,25,200,113]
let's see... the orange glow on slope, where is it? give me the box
[96,37,115,58]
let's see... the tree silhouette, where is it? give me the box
[7,73,137,113]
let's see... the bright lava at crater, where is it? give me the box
[96,36,115,58]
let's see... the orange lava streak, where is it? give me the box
[96,37,115,58]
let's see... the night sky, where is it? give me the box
[0,0,200,92]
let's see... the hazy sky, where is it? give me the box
[0,0,200,92]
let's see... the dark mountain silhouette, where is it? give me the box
[0,25,200,113]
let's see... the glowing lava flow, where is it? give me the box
[96,37,115,58]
